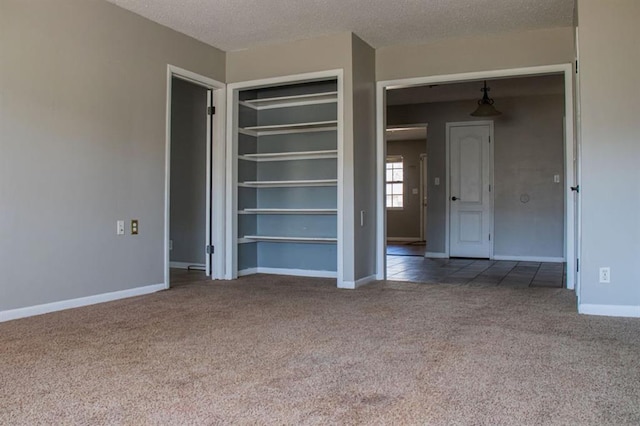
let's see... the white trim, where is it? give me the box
[387,237,422,242]
[578,304,640,318]
[336,70,345,289]
[205,88,213,277]
[240,91,338,110]
[375,64,577,290]
[0,284,165,323]
[381,64,575,90]
[446,120,494,259]
[169,262,206,269]
[493,255,565,263]
[211,77,228,281]
[165,65,226,290]
[574,27,582,300]
[225,83,239,279]
[375,88,388,280]
[338,275,377,289]
[238,267,337,279]
[424,252,449,259]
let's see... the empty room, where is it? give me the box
[1,0,639,424]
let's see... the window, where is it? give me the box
[386,156,404,209]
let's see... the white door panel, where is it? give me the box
[449,123,492,258]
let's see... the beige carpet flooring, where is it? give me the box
[1,275,639,425]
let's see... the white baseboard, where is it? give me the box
[493,255,565,263]
[387,237,421,242]
[578,304,640,318]
[237,268,258,277]
[339,274,377,290]
[238,267,337,279]
[424,252,449,259]
[169,261,205,270]
[0,283,166,323]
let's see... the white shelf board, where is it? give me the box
[238,179,337,188]
[238,150,337,162]
[239,91,338,110]
[239,208,337,215]
[239,120,338,136]
[239,235,337,244]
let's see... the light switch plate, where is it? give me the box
[116,220,125,235]
[435,177,440,186]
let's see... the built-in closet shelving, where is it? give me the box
[228,73,341,279]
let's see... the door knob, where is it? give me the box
[451,196,459,201]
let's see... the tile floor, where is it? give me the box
[386,244,565,288]
[170,249,566,289]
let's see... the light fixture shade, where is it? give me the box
[470,102,502,117]
[470,81,501,117]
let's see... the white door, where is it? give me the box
[448,123,492,258]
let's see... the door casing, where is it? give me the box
[164,65,226,288]
[375,64,577,290]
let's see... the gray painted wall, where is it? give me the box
[376,27,575,81]
[386,140,427,239]
[352,34,378,281]
[0,0,225,311]
[388,94,565,258]
[170,78,207,265]
[577,0,640,309]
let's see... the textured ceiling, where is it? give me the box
[106,0,574,52]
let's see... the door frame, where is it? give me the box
[224,69,345,286]
[375,63,578,290]
[419,153,427,241]
[445,121,495,259]
[164,65,226,289]
[385,123,428,244]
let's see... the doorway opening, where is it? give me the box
[385,124,428,258]
[378,66,576,289]
[164,66,226,288]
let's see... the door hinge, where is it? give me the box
[576,258,579,272]
[575,59,578,74]
[489,184,491,192]
[206,245,214,254]
[207,106,216,115]
[488,136,491,143]
[489,233,491,241]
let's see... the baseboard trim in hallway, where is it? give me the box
[0,283,166,323]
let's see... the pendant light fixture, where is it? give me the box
[470,80,501,117]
